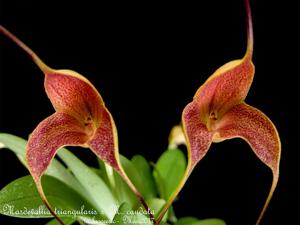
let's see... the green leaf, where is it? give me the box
[112,202,152,225]
[131,155,158,199]
[153,149,186,200]
[0,175,105,222]
[45,217,76,225]
[111,202,131,225]
[120,156,143,191]
[146,198,166,219]
[0,133,86,198]
[96,159,113,188]
[175,217,199,225]
[89,167,102,178]
[113,169,139,208]
[175,217,226,225]
[197,219,226,225]
[119,155,158,202]
[119,155,148,203]
[97,160,138,209]
[0,133,27,155]
[167,206,177,223]
[57,148,117,220]
[99,154,162,213]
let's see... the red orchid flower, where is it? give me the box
[156,1,281,225]
[0,26,154,224]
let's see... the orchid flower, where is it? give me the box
[156,1,281,225]
[0,26,154,224]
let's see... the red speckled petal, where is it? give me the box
[26,112,89,224]
[26,112,89,181]
[0,26,104,127]
[194,0,254,120]
[156,2,260,224]
[182,101,213,168]
[216,103,281,224]
[194,59,254,120]
[88,108,120,170]
[45,70,104,126]
[88,108,153,218]
[155,101,214,224]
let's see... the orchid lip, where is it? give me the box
[211,132,224,143]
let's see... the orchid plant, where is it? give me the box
[0,1,280,225]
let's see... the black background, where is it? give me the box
[0,0,299,225]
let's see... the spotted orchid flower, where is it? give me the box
[0,26,153,224]
[156,1,281,224]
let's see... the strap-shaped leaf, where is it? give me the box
[153,149,187,201]
[175,217,226,225]
[112,202,152,225]
[46,218,76,225]
[57,148,117,220]
[0,133,86,198]
[0,175,107,222]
